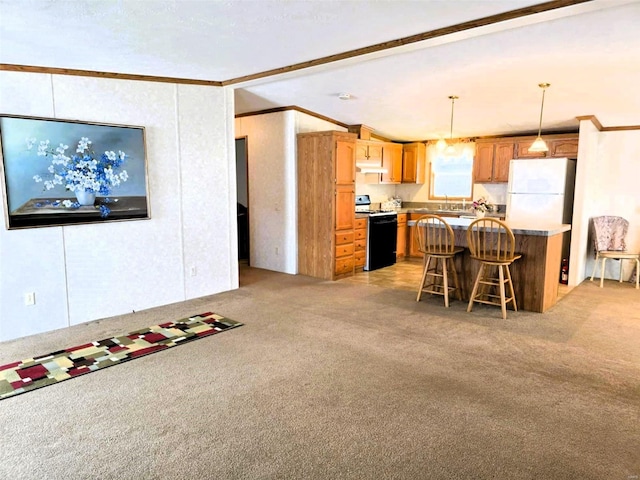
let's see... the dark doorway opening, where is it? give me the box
[235,137,249,262]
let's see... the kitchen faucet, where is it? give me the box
[445,195,449,210]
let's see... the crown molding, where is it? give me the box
[0,64,223,86]
[576,115,640,131]
[235,106,349,129]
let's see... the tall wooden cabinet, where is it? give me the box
[297,131,357,280]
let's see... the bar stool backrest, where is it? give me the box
[415,215,457,255]
[466,218,517,262]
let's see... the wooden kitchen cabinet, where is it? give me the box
[380,143,403,184]
[513,133,579,159]
[297,130,357,280]
[354,217,367,270]
[402,142,426,183]
[396,213,407,259]
[515,140,546,158]
[473,140,514,183]
[335,185,355,231]
[355,140,383,165]
[549,137,578,157]
[474,143,494,182]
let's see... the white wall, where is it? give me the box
[235,112,294,273]
[0,71,237,341]
[234,110,345,275]
[571,122,640,285]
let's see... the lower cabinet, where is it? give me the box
[354,217,367,270]
[396,213,407,259]
[335,231,355,277]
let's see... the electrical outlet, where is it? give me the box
[190,266,197,277]
[24,292,35,306]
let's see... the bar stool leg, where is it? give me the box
[505,265,517,312]
[450,257,462,301]
[417,255,431,301]
[600,257,606,288]
[442,257,450,308]
[498,265,507,320]
[467,263,484,313]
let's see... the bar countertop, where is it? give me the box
[407,216,571,237]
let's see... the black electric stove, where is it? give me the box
[355,195,397,271]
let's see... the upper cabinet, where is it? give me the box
[355,140,383,166]
[475,133,578,183]
[402,142,426,184]
[513,133,579,159]
[473,140,514,183]
[380,143,403,184]
[549,137,579,158]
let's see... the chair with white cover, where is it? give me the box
[415,214,464,307]
[589,216,639,289]
[466,218,522,319]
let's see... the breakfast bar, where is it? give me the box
[408,217,571,313]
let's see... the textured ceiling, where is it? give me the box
[1,0,639,141]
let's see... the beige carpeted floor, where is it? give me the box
[0,265,638,479]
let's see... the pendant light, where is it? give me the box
[444,95,458,155]
[529,83,550,152]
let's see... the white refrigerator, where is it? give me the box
[506,157,576,224]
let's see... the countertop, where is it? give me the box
[407,216,571,237]
[358,208,504,219]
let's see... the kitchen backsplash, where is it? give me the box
[357,178,508,211]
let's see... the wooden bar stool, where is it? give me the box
[466,218,522,319]
[415,215,464,307]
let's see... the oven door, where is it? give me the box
[365,215,398,271]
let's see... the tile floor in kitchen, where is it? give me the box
[339,257,572,300]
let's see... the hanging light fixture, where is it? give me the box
[445,95,458,155]
[529,83,551,152]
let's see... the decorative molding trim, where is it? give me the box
[601,125,640,131]
[576,115,640,131]
[0,64,223,87]
[235,105,349,129]
[576,115,603,130]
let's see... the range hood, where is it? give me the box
[356,163,388,174]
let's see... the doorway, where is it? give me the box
[235,137,249,263]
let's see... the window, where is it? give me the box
[430,147,473,199]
